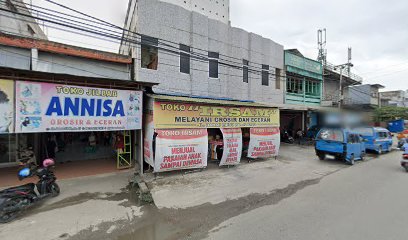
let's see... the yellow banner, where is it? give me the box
[154,101,279,129]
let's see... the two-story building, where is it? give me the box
[280,49,323,135]
[120,0,283,173]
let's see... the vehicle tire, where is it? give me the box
[378,146,383,155]
[0,198,22,223]
[318,153,325,160]
[349,155,355,165]
[49,183,60,197]
[361,152,365,161]
[387,144,392,152]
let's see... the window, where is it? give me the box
[141,35,158,70]
[262,64,269,86]
[286,77,303,94]
[275,68,281,89]
[180,44,190,74]
[305,80,320,96]
[317,129,344,142]
[209,52,219,78]
[353,127,374,137]
[243,59,249,83]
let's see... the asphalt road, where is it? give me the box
[206,150,408,240]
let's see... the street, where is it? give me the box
[1,145,406,240]
[207,149,406,240]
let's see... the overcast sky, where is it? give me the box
[27,0,408,91]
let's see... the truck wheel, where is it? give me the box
[361,152,365,161]
[349,155,355,165]
[378,146,383,155]
[318,153,325,160]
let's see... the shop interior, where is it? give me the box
[0,131,132,188]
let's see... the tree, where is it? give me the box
[373,106,408,122]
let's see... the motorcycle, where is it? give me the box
[281,130,294,144]
[0,158,60,223]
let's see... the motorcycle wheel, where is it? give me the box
[49,183,60,197]
[0,198,22,223]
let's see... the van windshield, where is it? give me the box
[317,129,344,142]
[353,127,374,137]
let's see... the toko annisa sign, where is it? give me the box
[15,81,142,133]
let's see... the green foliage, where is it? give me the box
[374,106,408,122]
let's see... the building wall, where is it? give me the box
[159,0,230,24]
[121,0,284,104]
[0,0,47,40]
[344,84,371,105]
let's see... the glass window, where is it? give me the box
[353,127,374,137]
[275,68,281,89]
[209,52,219,78]
[317,129,344,142]
[180,44,190,74]
[243,59,249,83]
[262,64,269,86]
[141,35,158,70]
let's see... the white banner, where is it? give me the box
[219,128,242,166]
[247,127,280,159]
[154,129,208,172]
[15,81,142,133]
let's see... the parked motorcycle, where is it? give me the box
[0,158,59,223]
[281,130,295,144]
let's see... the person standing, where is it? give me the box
[46,135,57,162]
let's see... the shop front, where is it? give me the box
[0,79,143,185]
[143,95,280,173]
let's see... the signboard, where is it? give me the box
[15,81,142,133]
[154,101,279,129]
[285,51,323,80]
[154,129,208,172]
[247,127,280,159]
[0,79,14,133]
[219,128,242,166]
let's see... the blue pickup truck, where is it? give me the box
[315,128,366,165]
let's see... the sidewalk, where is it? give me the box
[0,171,141,240]
[148,144,348,209]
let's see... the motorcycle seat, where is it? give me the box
[0,183,35,194]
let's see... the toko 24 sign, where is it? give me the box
[15,81,142,133]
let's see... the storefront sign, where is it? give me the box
[247,127,280,159]
[155,129,208,172]
[15,81,142,133]
[143,113,155,167]
[0,79,15,133]
[219,128,242,166]
[154,101,279,129]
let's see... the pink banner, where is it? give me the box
[15,81,142,133]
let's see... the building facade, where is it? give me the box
[0,0,47,40]
[120,0,284,105]
[159,0,230,24]
[380,90,408,107]
[343,84,384,109]
[284,49,323,107]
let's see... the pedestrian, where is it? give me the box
[296,129,304,145]
[46,135,58,163]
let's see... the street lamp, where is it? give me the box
[334,63,354,109]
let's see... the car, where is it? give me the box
[353,127,393,154]
[315,128,366,165]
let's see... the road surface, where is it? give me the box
[206,150,407,240]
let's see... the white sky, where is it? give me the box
[25,0,408,91]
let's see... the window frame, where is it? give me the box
[243,59,249,83]
[208,51,219,79]
[141,35,159,70]
[179,44,191,74]
[262,64,269,86]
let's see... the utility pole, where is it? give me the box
[335,63,354,109]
